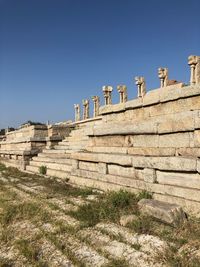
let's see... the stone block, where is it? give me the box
[87,146,128,154]
[91,136,125,147]
[79,161,98,172]
[160,87,182,103]
[71,159,79,170]
[71,152,132,166]
[138,199,186,226]
[131,156,196,171]
[159,132,191,148]
[143,168,156,183]
[98,163,108,174]
[128,147,176,156]
[176,148,200,157]
[108,164,136,178]
[197,159,200,173]
[125,98,143,109]
[142,89,161,106]
[156,170,200,189]
[194,130,200,147]
[157,111,196,134]
[132,135,159,147]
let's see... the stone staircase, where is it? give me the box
[26,117,102,179]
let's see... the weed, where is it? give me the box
[70,190,139,226]
[0,257,13,267]
[39,166,47,175]
[104,258,130,267]
[127,215,154,234]
[137,190,152,201]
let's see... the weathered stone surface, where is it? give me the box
[142,89,160,106]
[143,168,156,183]
[197,159,200,173]
[87,146,128,154]
[194,130,200,147]
[156,170,200,189]
[128,147,176,156]
[159,132,191,148]
[132,135,159,147]
[131,156,197,171]
[120,214,138,227]
[108,165,138,179]
[79,161,98,172]
[176,147,200,157]
[98,163,108,174]
[71,152,132,166]
[138,199,186,226]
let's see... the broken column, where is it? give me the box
[158,67,168,87]
[74,104,80,122]
[188,55,200,85]
[117,85,127,103]
[135,77,146,98]
[92,96,100,117]
[82,99,90,120]
[102,86,113,105]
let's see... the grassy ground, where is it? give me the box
[0,163,200,266]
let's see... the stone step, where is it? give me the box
[54,145,84,150]
[42,149,72,154]
[29,161,72,172]
[26,165,69,179]
[38,152,71,159]
[32,156,72,165]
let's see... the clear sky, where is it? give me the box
[0,0,200,129]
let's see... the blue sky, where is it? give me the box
[0,0,200,128]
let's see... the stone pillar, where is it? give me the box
[188,55,200,85]
[135,77,146,98]
[102,86,113,105]
[158,67,168,87]
[92,96,100,117]
[117,85,127,103]
[82,99,89,120]
[74,104,80,122]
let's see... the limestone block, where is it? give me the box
[124,108,145,122]
[160,87,182,103]
[125,98,143,109]
[71,152,132,166]
[71,159,79,170]
[157,111,196,134]
[128,147,176,156]
[79,161,99,172]
[142,89,160,106]
[91,136,126,147]
[131,156,197,171]
[87,146,128,154]
[93,121,158,136]
[108,164,137,178]
[132,135,159,147]
[197,159,200,173]
[180,85,200,99]
[143,168,156,183]
[153,193,200,218]
[159,132,191,148]
[98,163,108,174]
[120,214,138,227]
[99,104,125,115]
[138,199,186,226]
[194,130,200,147]
[176,148,200,157]
[156,170,200,189]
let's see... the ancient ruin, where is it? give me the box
[1,55,200,217]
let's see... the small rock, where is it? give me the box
[86,194,98,201]
[138,199,186,226]
[120,214,138,226]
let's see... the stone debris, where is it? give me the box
[138,199,187,226]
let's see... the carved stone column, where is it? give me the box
[158,67,168,87]
[188,55,200,85]
[92,96,100,117]
[82,99,89,120]
[117,85,127,103]
[102,86,113,105]
[135,77,146,98]
[74,104,80,122]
